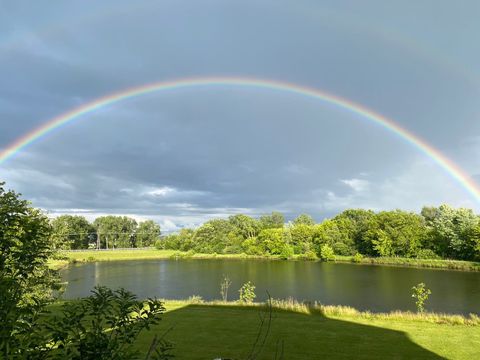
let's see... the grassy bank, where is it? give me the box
[335,255,480,271]
[50,248,480,272]
[132,299,480,359]
[49,249,266,269]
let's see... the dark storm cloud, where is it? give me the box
[1,0,480,228]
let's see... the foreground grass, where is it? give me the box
[47,298,480,359]
[129,300,480,359]
[50,248,480,272]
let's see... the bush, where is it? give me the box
[351,253,364,263]
[319,244,336,261]
[154,238,165,250]
[412,282,431,313]
[46,286,172,359]
[416,249,441,259]
[238,281,256,303]
[300,250,318,261]
[332,242,354,256]
[279,244,294,260]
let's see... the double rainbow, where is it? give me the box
[1,76,479,203]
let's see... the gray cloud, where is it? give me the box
[1,0,479,229]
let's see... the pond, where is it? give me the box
[61,259,480,315]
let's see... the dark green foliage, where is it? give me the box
[157,229,195,251]
[1,182,172,359]
[45,286,171,360]
[364,211,427,257]
[0,182,60,358]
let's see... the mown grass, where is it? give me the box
[50,248,480,272]
[49,249,275,269]
[46,298,480,359]
[131,299,480,359]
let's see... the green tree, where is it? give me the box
[290,223,314,254]
[0,182,60,357]
[136,220,161,247]
[159,228,195,251]
[228,214,260,239]
[257,228,292,256]
[51,215,94,249]
[364,211,427,257]
[424,205,478,259]
[259,211,285,229]
[193,219,233,253]
[333,209,375,254]
[94,216,138,249]
[292,213,315,226]
[312,219,351,255]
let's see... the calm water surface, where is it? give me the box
[61,259,480,315]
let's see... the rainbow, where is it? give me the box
[1,76,479,203]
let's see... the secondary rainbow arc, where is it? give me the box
[1,76,479,204]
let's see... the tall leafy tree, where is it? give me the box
[228,214,260,239]
[424,205,479,259]
[259,211,285,229]
[364,210,427,257]
[333,209,375,254]
[292,213,315,226]
[94,216,137,249]
[51,215,95,249]
[136,220,161,247]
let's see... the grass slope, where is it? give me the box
[133,301,480,359]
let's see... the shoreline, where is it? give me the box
[48,248,480,272]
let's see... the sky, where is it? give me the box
[1,0,480,232]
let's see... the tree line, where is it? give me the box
[50,215,161,249]
[50,205,480,261]
[157,206,480,261]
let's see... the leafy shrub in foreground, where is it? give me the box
[238,281,256,303]
[46,286,173,360]
[411,282,431,313]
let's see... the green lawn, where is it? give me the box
[132,302,480,359]
[49,249,266,269]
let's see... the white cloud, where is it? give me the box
[144,186,175,197]
[341,178,370,192]
[324,157,480,213]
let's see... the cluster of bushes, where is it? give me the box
[156,207,480,261]
[50,215,161,249]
